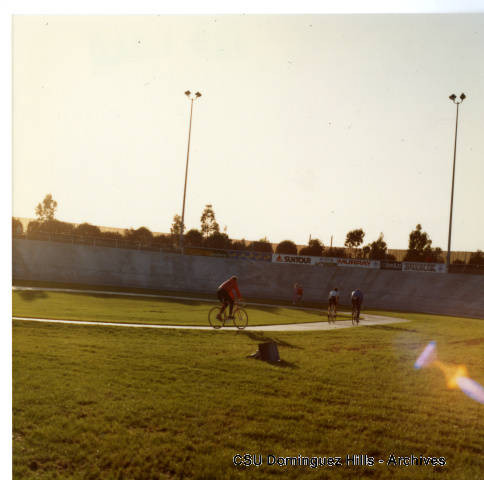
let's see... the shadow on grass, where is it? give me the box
[273,359,299,369]
[85,293,209,307]
[246,354,299,369]
[249,305,285,314]
[366,325,418,333]
[17,291,48,302]
[240,331,303,350]
[449,337,484,346]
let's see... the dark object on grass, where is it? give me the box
[247,342,280,362]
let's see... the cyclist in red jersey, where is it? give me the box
[217,275,242,320]
[293,283,303,305]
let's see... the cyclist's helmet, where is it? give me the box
[231,275,238,281]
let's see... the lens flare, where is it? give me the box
[456,376,484,404]
[414,341,436,369]
[433,362,468,390]
[414,341,484,405]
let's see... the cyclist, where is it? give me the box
[328,287,339,316]
[351,288,364,321]
[217,275,242,320]
[293,283,303,305]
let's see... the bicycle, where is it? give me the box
[208,300,248,330]
[351,304,359,326]
[327,303,337,324]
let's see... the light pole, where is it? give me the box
[446,92,466,269]
[180,90,202,254]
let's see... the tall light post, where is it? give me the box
[180,90,202,254]
[446,92,466,269]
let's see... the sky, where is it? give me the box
[11,10,484,252]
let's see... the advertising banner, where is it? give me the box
[381,261,403,271]
[272,253,318,265]
[314,257,338,267]
[272,254,380,268]
[336,258,380,269]
[402,262,447,273]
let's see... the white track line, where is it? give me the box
[247,316,409,331]
[12,315,409,332]
[12,316,213,330]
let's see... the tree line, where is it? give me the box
[12,194,484,265]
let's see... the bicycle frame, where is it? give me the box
[209,300,248,330]
[327,303,337,323]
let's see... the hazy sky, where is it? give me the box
[12,13,484,251]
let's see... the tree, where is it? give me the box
[100,231,123,241]
[424,247,444,263]
[365,233,388,260]
[469,250,484,265]
[345,229,365,257]
[27,220,42,234]
[152,234,174,250]
[99,230,124,246]
[125,227,154,246]
[12,218,23,235]
[184,229,204,247]
[404,224,442,262]
[205,231,232,250]
[275,240,298,255]
[200,204,220,238]
[170,215,183,246]
[406,224,430,259]
[231,239,248,251]
[75,223,101,237]
[248,237,273,253]
[299,238,324,256]
[27,219,74,235]
[322,247,347,258]
[35,194,58,222]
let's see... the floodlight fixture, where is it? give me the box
[449,93,466,104]
[446,92,467,269]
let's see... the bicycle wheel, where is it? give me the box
[208,306,224,329]
[233,308,248,329]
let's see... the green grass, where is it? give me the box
[13,290,346,327]
[12,279,334,309]
[12,308,484,479]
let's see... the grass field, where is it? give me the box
[12,289,347,327]
[12,291,484,479]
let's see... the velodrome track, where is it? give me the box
[12,286,409,331]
